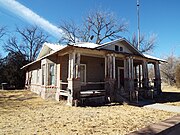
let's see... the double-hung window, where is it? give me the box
[49,64,55,85]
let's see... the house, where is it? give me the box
[22,38,164,106]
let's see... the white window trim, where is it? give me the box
[49,63,55,86]
[80,64,86,84]
[42,64,46,86]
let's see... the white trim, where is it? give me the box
[80,64,86,84]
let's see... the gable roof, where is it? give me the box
[143,54,166,62]
[96,38,143,56]
[22,38,165,69]
[37,42,67,59]
[73,42,100,48]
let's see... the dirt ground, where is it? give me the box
[0,90,178,135]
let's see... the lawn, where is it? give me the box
[0,90,178,135]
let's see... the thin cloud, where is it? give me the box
[0,0,64,39]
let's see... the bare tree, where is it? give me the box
[130,33,156,53]
[160,54,179,86]
[4,26,48,62]
[0,26,6,39]
[59,10,127,44]
[59,21,80,44]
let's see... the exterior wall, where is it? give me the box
[27,55,59,100]
[115,59,124,89]
[30,85,56,99]
[103,42,132,53]
[60,54,68,82]
[81,55,105,90]
[81,56,105,82]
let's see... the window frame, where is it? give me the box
[80,64,86,84]
[49,64,55,85]
[42,64,45,85]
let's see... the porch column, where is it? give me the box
[124,57,129,91]
[154,61,162,94]
[113,54,116,79]
[130,57,134,91]
[134,65,138,88]
[76,53,81,78]
[142,60,149,89]
[138,64,142,88]
[104,54,116,102]
[124,56,134,91]
[67,52,81,106]
[105,56,107,77]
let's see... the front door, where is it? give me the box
[118,67,124,89]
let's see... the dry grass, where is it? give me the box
[0,90,178,135]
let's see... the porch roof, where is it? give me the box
[21,40,165,69]
[143,54,166,62]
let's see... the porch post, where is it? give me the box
[113,54,116,79]
[124,57,129,91]
[154,61,162,94]
[138,64,142,88]
[104,54,116,102]
[130,57,134,91]
[76,53,81,78]
[67,52,81,106]
[105,56,107,77]
[67,52,74,106]
[134,65,138,88]
[142,60,149,89]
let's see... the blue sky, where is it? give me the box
[0,0,180,58]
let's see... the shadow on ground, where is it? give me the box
[81,91,180,107]
[128,91,180,107]
[155,92,180,103]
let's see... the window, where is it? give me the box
[80,64,86,83]
[42,65,45,85]
[120,47,123,52]
[115,45,119,51]
[49,64,55,85]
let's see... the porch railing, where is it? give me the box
[58,80,69,96]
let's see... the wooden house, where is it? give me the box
[22,38,164,106]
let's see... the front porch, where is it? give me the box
[55,48,161,106]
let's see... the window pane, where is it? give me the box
[49,64,55,85]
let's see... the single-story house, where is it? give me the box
[22,38,164,106]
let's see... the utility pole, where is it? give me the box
[137,0,141,88]
[137,0,140,50]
